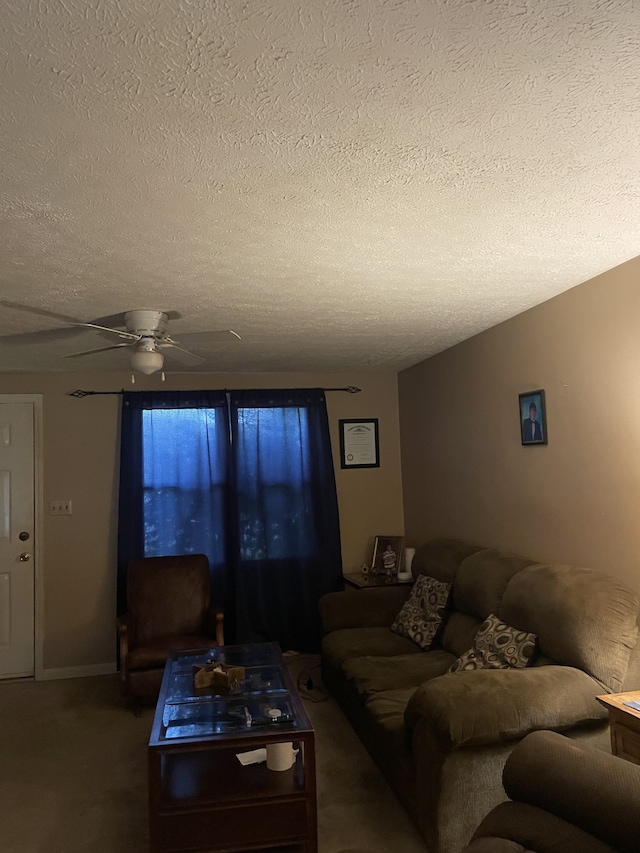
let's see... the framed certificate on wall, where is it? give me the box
[339,419,379,469]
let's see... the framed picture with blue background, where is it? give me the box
[519,389,547,445]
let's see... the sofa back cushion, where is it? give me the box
[440,549,537,657]
[500,563,639,692]
[412,538,483,584]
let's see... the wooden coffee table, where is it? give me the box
[148,642,317,852]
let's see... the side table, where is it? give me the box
[596,690,640,765]
[342,572,414,590]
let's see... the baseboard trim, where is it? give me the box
[38,662,117,681]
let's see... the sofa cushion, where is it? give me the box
[320,586,412,634]
[451,549,537,622]
[321,627,421,672]
[499,564,640,692]
[437,549,536,658]
[365,686,418,734]
[391,575,452,650]
[412,538,484,583]
[448,614,537,673]
[343,650,455,698]
[439,611,484,658]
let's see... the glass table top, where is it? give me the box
[151,642,306,744]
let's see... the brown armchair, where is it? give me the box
[117,553,224,706]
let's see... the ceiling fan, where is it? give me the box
[63,309,241,376]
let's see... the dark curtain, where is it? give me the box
[117,390,229,618]
[230,389,343,651]
[117,388,342,651]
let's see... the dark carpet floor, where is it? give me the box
[0,655,427,853]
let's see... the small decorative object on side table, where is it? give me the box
[596,690,640,765]
[342,571,414,590]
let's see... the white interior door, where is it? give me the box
[0,402,35,678]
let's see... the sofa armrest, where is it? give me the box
[464,731,640,853]
[472,730,640,853]
[405,665,608,748]
[465,802,622,853]
[319,586,411,633]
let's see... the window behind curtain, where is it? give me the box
[235,406,315,561]
[142,407,228,566]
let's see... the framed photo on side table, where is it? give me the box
[519,389,548,445]
[371,536,404,576]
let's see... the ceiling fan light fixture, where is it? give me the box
[130,347,164,375]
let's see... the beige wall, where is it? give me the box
[0,370,402,673]
[399,254,640,597]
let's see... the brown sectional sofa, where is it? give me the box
[319,539,640,853]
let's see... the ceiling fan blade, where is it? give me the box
[0,300,87,344]
[0,299,80,325]
[175,329,242,344]
[159,343,206,367]
[0,326,86,345]
[62,343,132,359]
[69,322,141,340]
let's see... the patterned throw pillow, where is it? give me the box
[448,613,537,673]
[391,575,452,650]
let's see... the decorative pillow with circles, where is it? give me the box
[448,613,537,673]
[391,575,452,650]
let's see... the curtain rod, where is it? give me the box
[69,386,361,398]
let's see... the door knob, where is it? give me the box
[19,552,31,562]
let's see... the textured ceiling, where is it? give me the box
[1,0,639,374]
